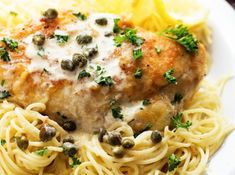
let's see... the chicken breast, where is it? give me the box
[0,11,206,133]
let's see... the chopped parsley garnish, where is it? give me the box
[114,35,126,47]
[171,93,183,105]
[134,68,143,79]
[0,90,11,99]
[125,28,144,46]
[163,69,177,84]
[96,65,105,75]
[162,25,198,53]
[113,18,121,33]
[43,68,49,74]
[73,12,87,20]
[37,48,45,57]
[34,148,48,156]
[133,48,143,60]
[143,99,151,106]
[1,80,5,86]
[54,34,69,44]
[10,11,18,16]
[168,154,181,172]
[134,122,152,137]
[95,76,113,86]
[114,28,144,47]
[171,113,192,130]
[69,156,81,168]
[78,70,91,80]
[2,38,18,50]
[0,139,6,146]
[155,47,161,54]
[110,99,123,119]
[0,48,11,62]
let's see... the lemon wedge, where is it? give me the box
[162,0,208,25]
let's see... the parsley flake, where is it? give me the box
[110,99,123,119]
[34,148,48,156]
[2,38,18,50]
[1,80,5,86]
[134,68,143,79]
[0,139,6,146]
[171,113,192,130]
[155,47,161,54]
[171,93,183,105]
[143,99,151,106]
[133,48,143,60]
[0,90,11,99]
[78,70,91,80]
[113,18,121,33]
[0,48,11,62]
[10,11,18,16]
[73,12,87,20]
[54,34,69,44]
[162,25,198,53]
[70,156,81,168]
[95,76,113,86]
[163,69,177,84]
[168,154,181,172]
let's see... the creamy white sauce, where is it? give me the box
[23,13,125,87]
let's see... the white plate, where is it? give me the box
[197,0,235,174]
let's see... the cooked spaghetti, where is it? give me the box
[0,80,233,175]
[0,0,233,175]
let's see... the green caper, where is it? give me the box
[151,131,162,144]
[121,138,135,149]
[107,132,122,146]
[62,120,77,132]
[83,47,98,58]
[112,146,124,158]
[63,136,75,143]
[63,142,78,157]
[32,34,45,46]
[76,35,92,45]
[61,59,75,71]
[72,53,87,68]
[98,128,107,142]
[39,124,56,142]
[43,8,58,20]
[16,136,29,150]
[95,18,108,26]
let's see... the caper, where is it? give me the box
[151,131,162,144]
[43,8,58,20]
[83,47,98,58]
[112,146,124,158]
[63,142,78,157]
[72,53,87,68]
[107,132,122,146]
[39,124,56,142]
[95,18,108,26]
[121,138,135,149]
[32,34,45,46]
[76,35,92,45]
[16,136,29,150]
[104,32,113,37]
[98,128,107,142]
[62,121,77,132]
[63,136,75,143]
[61,59,75,71]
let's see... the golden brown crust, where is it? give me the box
[0,11,207,132]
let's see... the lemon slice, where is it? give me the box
[162,0,208,25]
